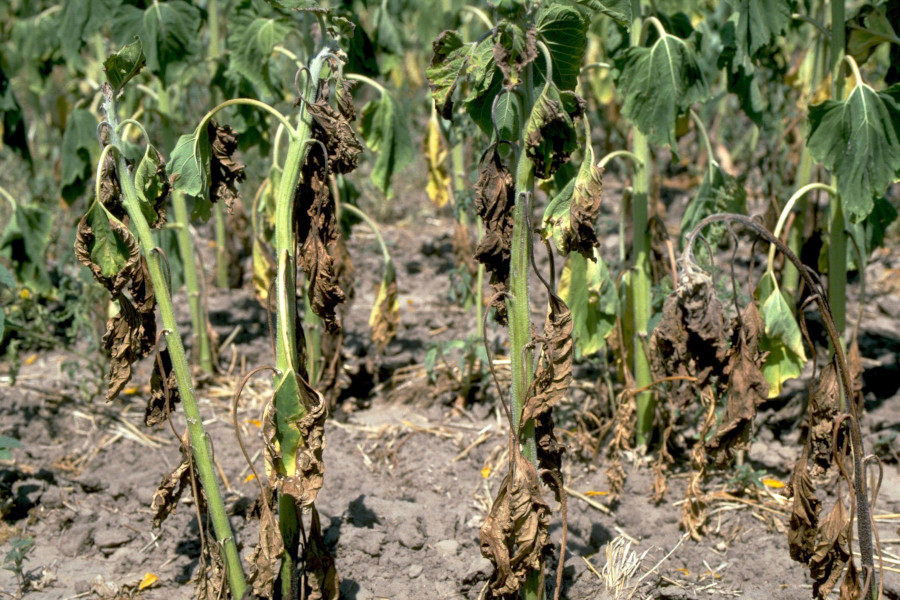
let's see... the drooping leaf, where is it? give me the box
[492,22,537,90]
[133,144,169,228]
[473,148,516,320]
[111,0,201,85]
[151,446,193,526]
[788,450,822,564]
[680,165,747,250]
[558,252,617,356]
[426,30,473,119]
[523,293,573,424]
[145,348,180,427]
[524,82,584,178]
[302,506,340,600]
[359,92,414,199]
[305,79,364,175]
[0,203,53,293]
[846,3,900,66]
[808,362,841,476]
[372,3,403,56]
[75,203,140,295]
[616,30,710,148]
[225,14,291,98]
[567,0,631,25]
[60,108,100,203]
[846,195,898,269]
[167,126,212,208]
[806,82,900,223]
[424,115,451,208]
[727,0,792,59]
[60,0,121,60]
[369,259,399,351]
[104,38,145,94]
[207,120,246,211]
[535,1,590,91]
[756,271,807,397]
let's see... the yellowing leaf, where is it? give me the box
[481,466,491,479]
[244,473,257,483]
[24,354,37,366]
[584,490,609,497]
[139,573,159,590]
[124,386,140,395]
[762,478,785,489]
[424,115,451,208]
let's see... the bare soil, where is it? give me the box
[2,178,900,600]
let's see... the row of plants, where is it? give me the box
[1,0,898,598]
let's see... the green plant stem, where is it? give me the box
[171,191,215,373]
[271,44,334,600]
[828,0,847,340]
[102,97,246,597]
[766,183,836,277]
[631,0,654,448]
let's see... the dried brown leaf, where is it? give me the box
[566,164,603,259]
[307,82,363,175]
[809,362,841,476]
[74,216,141,296]
[102,299,150,401]
[474,148,515,321]
[207,120,246,211]
[246,486,284,598]
[838,560,862,600]
[302,505,340,600]
[535,409,565,502]
[99,151,126,220]
[150,451,192,527]
[523,296,573,424]
[493,24,537,89]
[788,450,822,564]
[706,303,769,465]
[480,448,551,596]
[278,383,328,507]
[810,499,851,599]
[453,221,478,277]
[145,348,180,427]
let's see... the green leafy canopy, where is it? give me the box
[226,13,291,99]
[359,93,414,199]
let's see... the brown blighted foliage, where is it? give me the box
[145,348,180,427]
[525,91,585,179]
[194,543,226,600]
[206,120,246,211]
[847,339,864,413]
[810,498,852,599]
[474,148,515,321]
[523,295,573,425]
[839,561,862,600]
[150,444,193,527]
[480,447,552,597]
[706,303,769,465]
[305,79,363,175]
[99,151,126,220]
[681,390,717,539]
[226,195,252,287]
[246,485,284,598]
[650,270,729,405]
[808,362,841,476]
[74,216,140,296]
[319,329,345,410]
[430,31,464,120]
[787,450,822,564]
[535,411,565,502]
[302,505,340,600]
[493,24,537,90]
[565,165,603,260]
[264,379,328,508]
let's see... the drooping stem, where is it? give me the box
[827,0,847,339]
[171,190,215,373]
[102,97,246,597]
[631,0,655,448]
[766,183,836,278]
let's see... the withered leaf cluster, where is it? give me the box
[369,262,399,352]
[144,347,180,427]
[705,303,769,464]
[302,506,340,600]
[649,270,729,405]
[306,79,363,175]
[150,440,199,527]
[207,120,246,211]
[246,486,283,598]
[525,89,584,179]
[473,148,516,321]
[808,362,842,476]
[492,23,537,90]
[565,164,603,260]
[480,448,551,597]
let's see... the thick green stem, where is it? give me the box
[828,0,847,338]
[172,191,215,373]
[103,98,246,597]
[631,0,654,448]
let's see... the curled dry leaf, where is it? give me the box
[480,448,551,597]
[150,447,193,527]
[523,295,573,424]
[788,450,822,564]
[492,23,537,90]
[306,80,363,175]
[207,120,246,211]
[369,260,399,352]
[535,410,565,503]
[809,362,841,476]
[810,498,851,599]
[194,542,226,600]
[474,148,515,320]
[75,212,141,296]
[706,303,769,465]
[302,505,340,600]
[650,269,729,405]
[246,486,284,598]
[524,85,584,179]
[145,348,180,427]
[565,162,603,259]
[839,560,862,600]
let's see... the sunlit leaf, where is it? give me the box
[757,272,806,398]
[133,144,168,227]
[424,116,451,208]
[806,82,900,223]
[167,127,212,208]
[535,1,590,91]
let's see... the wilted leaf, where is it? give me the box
[151,450,192,527]
[557,252,617,356]
[806,82,900,223]
[847,4,900,66]
[225,13,290,98]
[104,38,145,94]
[246,486,283,598]
[75,203,140,296]
[305,80,364,175]
[524,82,584,178]
[810,499,851,599]
[757,272,807,397]
[839,560,862,600]
[145,348,180,427]
[302,506,340,600]
[473,148,516,320]
[492,22,537,89]
[523,294,573,424]
[706,303,769,465]
[369,259,399,351]
[133,144,169,228]
[542,134,602,258]
[424,116,451,208]
[727,0,792,58]
[787,450,822,564]
[359,92,414,199]
[615,30,709,149]
[167,126,212,207]
[426,30,474,119]
[480,448,552,596]
[207,120,246,212]
[808,362,841,476]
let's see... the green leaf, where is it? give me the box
[0,309,5,343]
[0,204,53,293]
[81,203,133,281]
[60,109,99,203]
[134,144,167,226]
[492,91,522,144]
[61,0,121,60]
[359,93,414,199]
[426,31,497,120]
[757,272,806,398]
[616,31,710,148]
[535,1,590,91]
[558,252,617,356]
[104,38,145,93]
[112,0,201,85]
[225,14,291,98]
[373,5,403,55]
[680,165,747,250]
[0,436,23,461]
[564,0,631,25]
[727,0,791,58]
[806,82,900,222]
[167,127,212,207]
[847,4,900,66]
[0,64,31,165]
[0,264,15,289]
[847,195,898,270]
